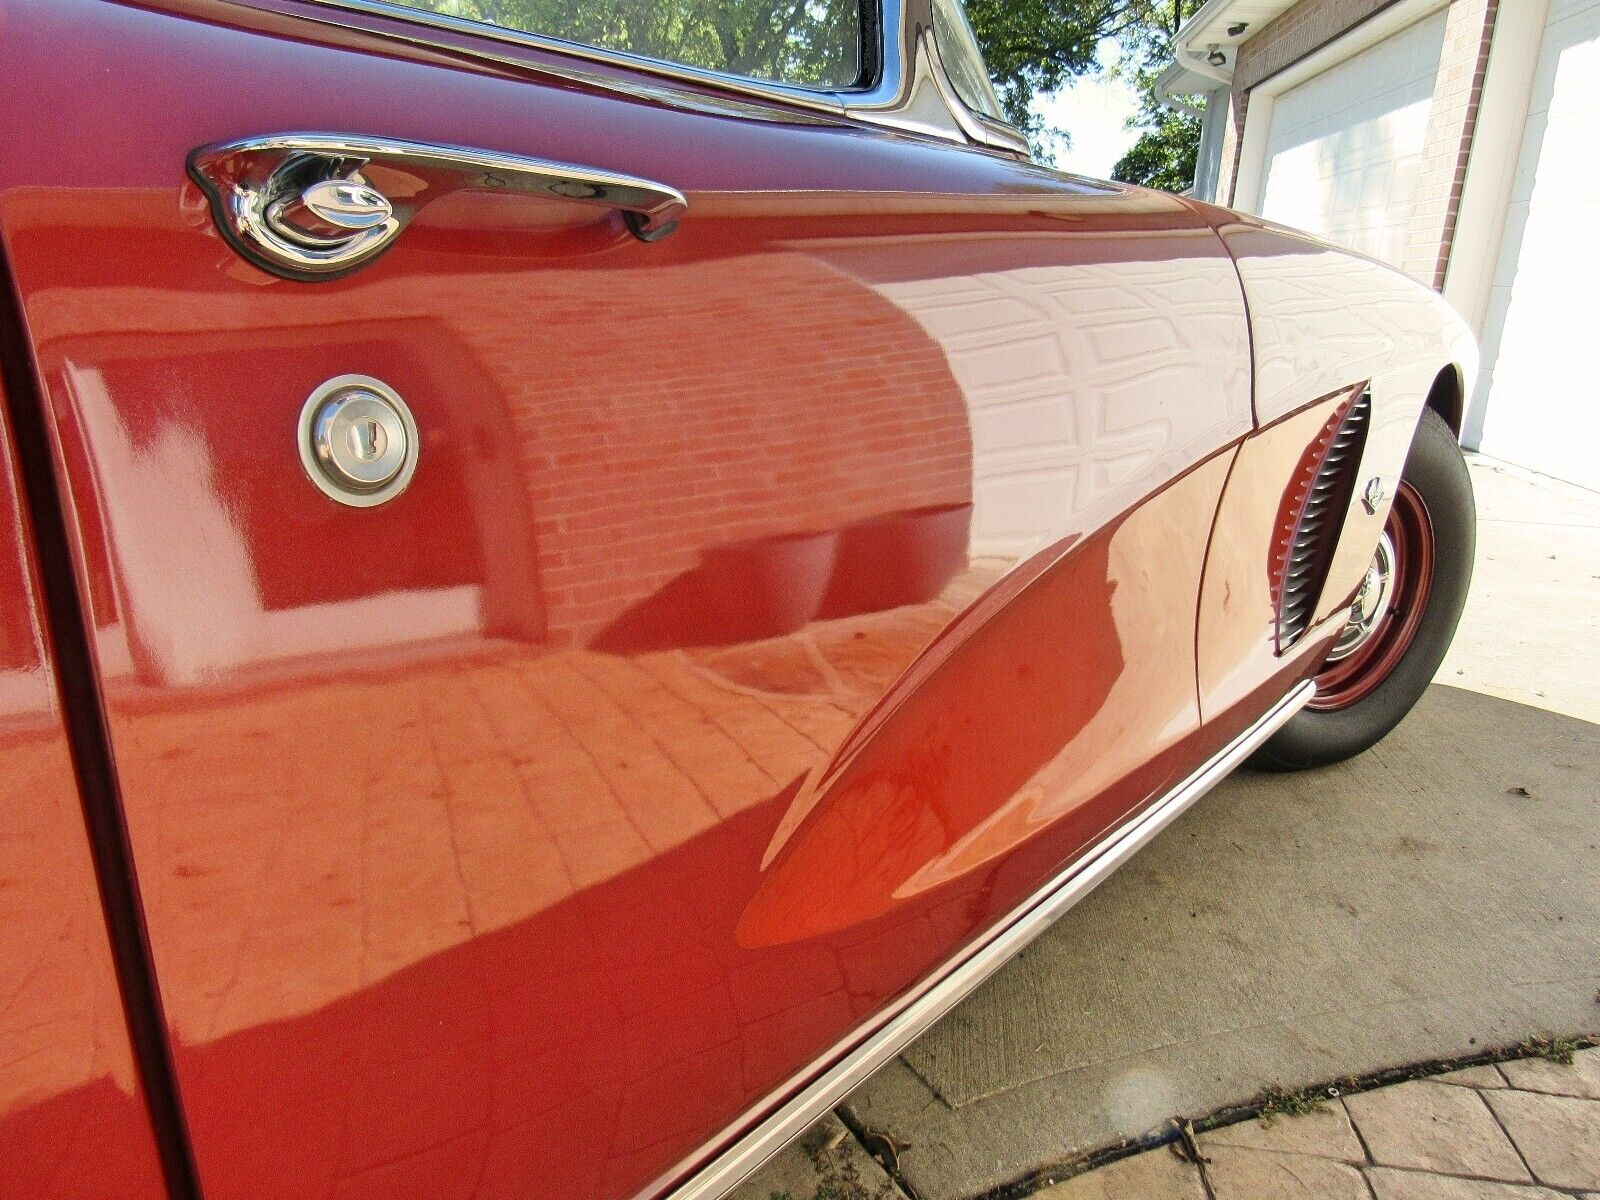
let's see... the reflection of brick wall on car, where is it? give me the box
[459,252,973,647]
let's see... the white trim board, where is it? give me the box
[1446,0,1553,446]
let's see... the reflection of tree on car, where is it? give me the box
[395,0,865,84]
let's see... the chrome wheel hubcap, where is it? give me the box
[1326,531,1396,663]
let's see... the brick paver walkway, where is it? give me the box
[732,1047,1600,1200]
[1036,1048,1600,1200]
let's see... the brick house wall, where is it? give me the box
[1403,0,1500,287]
[1237,0,1394,90]
[1214,0,1500,289]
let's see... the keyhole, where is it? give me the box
[348,417,387,463]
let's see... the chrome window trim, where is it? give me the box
[267,0,1029,152]
[291,0,887,111]
[644,679,1318,1200]
[975,112,1034,156]
[918,24,1031,155]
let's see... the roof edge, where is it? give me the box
[1172,0,1296,82]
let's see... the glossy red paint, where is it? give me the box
[1210,214,1476,633]
[0,381,168,1198]
[0,5,1477,1200]
[0,3,1254,1195]
[1197,394,1353,721]
[739,452,1233,947]
[1191,213,1475,724]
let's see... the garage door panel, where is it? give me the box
[1475,0,1600,490]
[1258,9,1447,269]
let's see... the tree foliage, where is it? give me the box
[966,0,1205,187]
[962,0,1120,143]
[1111,109,1200,190]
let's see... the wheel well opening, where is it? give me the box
[1426,365,1464,436]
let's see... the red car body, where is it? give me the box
[0,2,1474,1198]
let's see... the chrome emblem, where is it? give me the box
[1361,476,1388,516]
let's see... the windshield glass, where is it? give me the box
[931,0,1006,121]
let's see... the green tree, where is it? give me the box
[1111,109,1200,190]
[963,0,1123,145]
[1105,0,1206,190]
[965,0,1205,186]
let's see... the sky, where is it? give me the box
[1030,40,1142,181]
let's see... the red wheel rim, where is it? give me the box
[1310,480,1435,711]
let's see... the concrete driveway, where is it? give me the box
[733,458,1600,1200]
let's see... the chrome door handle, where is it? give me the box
[189,133,687,280]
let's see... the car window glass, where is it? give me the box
[379,0,865,88]
[930,0,1005,121]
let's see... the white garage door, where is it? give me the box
[1473,0,1600,491]
[1256,9,1448,268]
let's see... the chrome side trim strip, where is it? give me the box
[649,680,1316,1200]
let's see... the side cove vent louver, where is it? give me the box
[1270,389,1372,652]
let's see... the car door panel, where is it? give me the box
[738,448,1235,948]
[0,3,1255,1198]
[0,378,169,1199]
